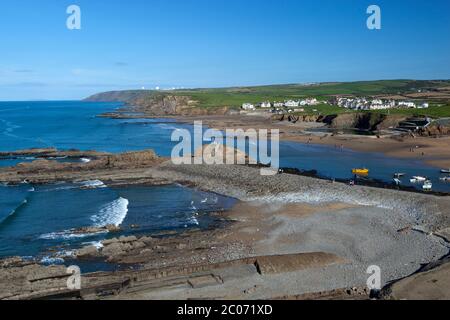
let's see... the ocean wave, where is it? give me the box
[36,180,107,193]
[81,241,104,249]
[156,123,181,131]
[39,229,108,240]
[0,199,29,226]
[78,180,106,189]
[184,214,200,228]
[190,214,200,225]
[40,256,65,265]
[38,185,77,192]
[91,197,129,227]
[0,119,21,139]
[80,158,91,163]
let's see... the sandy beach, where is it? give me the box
[173,114,450,169]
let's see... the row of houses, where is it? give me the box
[242,98,321,110]
[336,97,429,111]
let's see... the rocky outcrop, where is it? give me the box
[0,148,108,160]
[271,112,407,130]
[0,149,163,185]
[272,114,322,123]
[325,113,407,131]
[132,93,230,116]
[85,90,231,116]
[419,124,450,137]
[0,257,73,300]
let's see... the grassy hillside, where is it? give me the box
[299,104,450,118]
[171,80,450,108]
[85,80,450,117]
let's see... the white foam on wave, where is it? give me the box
[2,199,28,224]
[40,256,65,265]
[82,241,104,249]
[39,185,77,192]
[156,123,180,131]
[0,119,21,139]
[39,229,108,240]
[80,158,91,163]
[91,197,129,227]
[79,180,107,189]
[188,215,200,226]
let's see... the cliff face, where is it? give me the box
[327,113,407,131]
[272,112,408,131]
[85,90,230,116]
[419,124,450,137]
[85,90,149,103]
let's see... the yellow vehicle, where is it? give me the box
[352,168,369,175]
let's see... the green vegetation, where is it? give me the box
[86,79,450,118]
[292,103,349,116]
[169,79,450,109]
[371,104,450,118]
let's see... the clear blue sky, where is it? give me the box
[0,0,449,100]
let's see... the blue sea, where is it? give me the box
[0,101,448,265]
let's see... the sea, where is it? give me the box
[0,101,448,267]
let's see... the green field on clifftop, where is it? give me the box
[85,80,450,117]
[171,80,450,108]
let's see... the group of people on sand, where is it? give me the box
[409,145,426,156]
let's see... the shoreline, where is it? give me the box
[2,162,449,299]
[178,114,450,169]
[100,111,450,169]
[2,107,450,299]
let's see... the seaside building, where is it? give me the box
[300,98,320,106]
[398,101,416,108]
[336,97,426,111]
[284,100,300,107]
[242,103,256,110]
[260,101,272,108]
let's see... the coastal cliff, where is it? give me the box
[326,113,407,131]
[272,112,407,131]
[85,90,230,116]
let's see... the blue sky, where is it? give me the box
[0,0,449,100]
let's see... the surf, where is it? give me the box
[91,197,129,227]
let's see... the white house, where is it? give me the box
[371,99,383,105]
[398,101,416,108]
[242,103,255,110]
[300,98,319,106]
[284,100,300,107]
[260,101,272,108]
